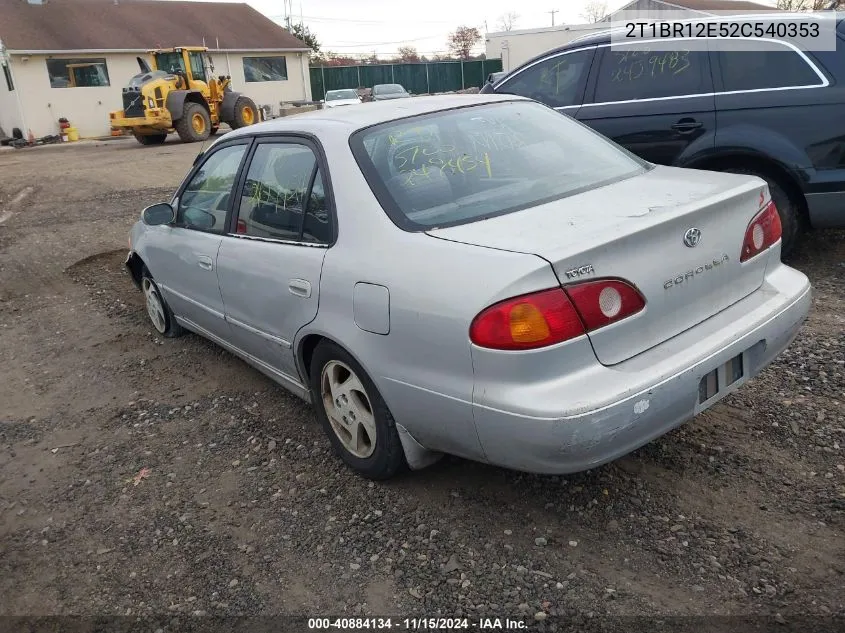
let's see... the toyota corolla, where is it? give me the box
[126,95,811,480]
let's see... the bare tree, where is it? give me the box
[776,0,839,8]
[447,26,482,60]
[580,0,609,23]
[497,12,520,32]
[397,46,421,62]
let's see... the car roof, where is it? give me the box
[221,94,527,140]
[494,11,840,87]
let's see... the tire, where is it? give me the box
[141,268,183,338]
[175,102,212,143]
[230,96,258,129]
[721,167,802,257]
[133,132,167,146]
[310,341,406,480]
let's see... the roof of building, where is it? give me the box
[0,0,309,53]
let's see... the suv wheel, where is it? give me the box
[721,168,801,257]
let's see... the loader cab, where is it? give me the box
[151,47,212,90]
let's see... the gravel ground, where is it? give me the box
[0,139,843,631]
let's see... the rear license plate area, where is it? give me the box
[698,353,745,407]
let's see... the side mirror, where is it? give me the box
[142,202,175,226]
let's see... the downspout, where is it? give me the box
[6,55,29,135]
[300,52,307,100]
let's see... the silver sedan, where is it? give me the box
[126,94,812,479]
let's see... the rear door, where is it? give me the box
[216,137,333,381]
[492,46,597,116]
[577,41,716,166]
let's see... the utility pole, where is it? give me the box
[548,9,558,26]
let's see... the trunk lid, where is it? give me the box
[428,166,772,365]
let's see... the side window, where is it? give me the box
[496,48,594,108]
[593,45,711,103]
[177,144,247,233]
[188,52,206,81]
[235,143,319,241]
[302,168,331,243]
[717,40,824,92]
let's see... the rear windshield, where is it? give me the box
[350,100,647,230]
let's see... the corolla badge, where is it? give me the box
[683,227,702,248]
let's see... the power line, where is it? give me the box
[267,13,456,25]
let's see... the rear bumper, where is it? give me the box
[471,263,812,474]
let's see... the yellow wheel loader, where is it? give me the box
[109,46,258,145]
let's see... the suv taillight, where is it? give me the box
[469,279,645,351]
[741,200,781,262]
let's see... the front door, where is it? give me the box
[216,138,333,381]
[146,141,249,338]
[577,43,716,166]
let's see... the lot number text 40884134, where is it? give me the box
[307,617,528,630]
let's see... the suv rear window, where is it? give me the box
[716,40,825,91]
[350,101,647,230]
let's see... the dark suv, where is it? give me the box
[481,15,845,255]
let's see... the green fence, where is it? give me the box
[309,58,503,101]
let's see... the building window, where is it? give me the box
[2,63,13,91]
[243,56,288,82]
[46,58,110,88]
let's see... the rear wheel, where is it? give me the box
[720,167,802,257]
[310,341,406,480]
[230,96,258,129]
[175,102,211,143]
[133,132,167,145]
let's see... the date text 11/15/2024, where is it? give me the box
[308,617,529,630]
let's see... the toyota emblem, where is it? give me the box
[683,228,702,248]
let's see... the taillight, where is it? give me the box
[236,219,247,234]
[741,200,781,262]
[565,279,646,331]
[469,279,645,351]
[469,288,584,350]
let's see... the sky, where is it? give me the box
[169,0,779,58]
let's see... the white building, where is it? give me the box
[485,0,779,73]
[0,0,313,139]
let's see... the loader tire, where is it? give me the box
[175,102,211,143]
[134,132,167,146]
[230,96,258,129]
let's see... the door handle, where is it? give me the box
[671,119,703,133]
[288,278,312,298]
[197,255,214,271]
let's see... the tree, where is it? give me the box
[290,22,321,60]
[397,45,421,62]
[496,12,519,32]
[580,0,609,23]
[776,0,841,8]
[447,26,482,60]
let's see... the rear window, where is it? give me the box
[350,101,647,230]
[716,40,825,91]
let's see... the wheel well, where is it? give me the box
[689,153,808,223]
[299,334,332,382]
[185,92,209,111]
[126,252,145,288]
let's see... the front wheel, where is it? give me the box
[310,341,406,480]
[175,102,211,143]
[230,96,258,129]
[141,270,183,338]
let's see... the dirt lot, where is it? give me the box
[1,139,843,629]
